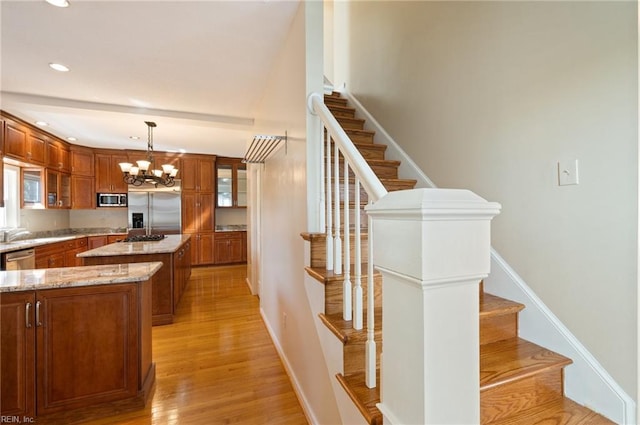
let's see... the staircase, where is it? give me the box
[302,92,616,425]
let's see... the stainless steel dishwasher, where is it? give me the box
[3,248,36,270]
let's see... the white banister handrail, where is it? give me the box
[308,91,388,390]
[309,93,388,203]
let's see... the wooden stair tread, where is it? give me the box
[325,97,348,106]
[480,338,572,390]
[327,157,401,168]
[345,128,375,137]
[380,177,418,185]
[326,104,356,118]
[480,292,525,319]
[305,265,379,283]
[486,397,616,425]
[336,372,382,425]
[319,309,382,344]
[301,232,369,242]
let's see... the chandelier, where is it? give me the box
[118,121,178,187]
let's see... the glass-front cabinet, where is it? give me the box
[46,170,71,209]
[216,158,246,208]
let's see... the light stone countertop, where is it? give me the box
[215,225,247,232]
[0,232,127,255]
[0,262,163,293]
[78,234,191,258]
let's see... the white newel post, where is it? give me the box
[367,188,501,425]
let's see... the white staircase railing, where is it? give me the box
[308,92,387,389]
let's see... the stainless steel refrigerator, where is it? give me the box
[128,181,182,235]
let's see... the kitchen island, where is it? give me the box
[79,234,192,325]
[1,262,161,420]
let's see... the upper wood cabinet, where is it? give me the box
[0,116,5,156]
[95,152,129,193]
[46,140,71,173]
[0,118,4,208]
[46,170,71,209]
[182,156,215,192]
[70,146,94,176]
[71,175,94,209]
[4,118,46,166]
[216,157,246,208]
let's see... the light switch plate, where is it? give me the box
[558,159,579,186]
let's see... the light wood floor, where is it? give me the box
[49,265,308,425]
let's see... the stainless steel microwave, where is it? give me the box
[97,193,127,207]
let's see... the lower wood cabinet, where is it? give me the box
[87,234,126,250]
[82,237,192,326]
[214,231,247,264]
[187,232,214,266]
[35,238,87,268]
[0,281,154,419]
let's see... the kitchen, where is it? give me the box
[0,1,303,421]
[0,111,249,419]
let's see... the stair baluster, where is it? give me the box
[318,123,326,233]
[365,205,376,388]
[353,177,363,331]
[334,140,342,274]
[325,131,334,271]
[343,159,352,321]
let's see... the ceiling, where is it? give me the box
[1,0,300,158]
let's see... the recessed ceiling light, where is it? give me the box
[45,0,70,7]
[130,136,140,140]
[49,63,69,72]
[35,121,49,127]
[67,137,77,142]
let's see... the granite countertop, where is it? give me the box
[215,225,247,232]
[78,234,192,258]
[0,231,128,255]
[0,261,163,293]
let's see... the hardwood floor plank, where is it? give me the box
[39,265,308,425]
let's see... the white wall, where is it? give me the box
[252,2,341,424]
[337,1,638,399]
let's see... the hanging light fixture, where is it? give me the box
[118,121,179,187]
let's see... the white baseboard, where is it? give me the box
[259,308,320,425]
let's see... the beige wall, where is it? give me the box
[253,2,341,423]
[338,1,637,397]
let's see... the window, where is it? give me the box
[1,164,20,228]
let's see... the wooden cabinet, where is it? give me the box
[70,145,94,176]
[1,282,153,418]
[1,291,36,418]
[46,140,70,172]
[182,155,215,192]
[45,170,71,209]
[172,239,192,310]
[95,152,129,193]
[182,192,215,265]
[86,235,125,249]
[4,118,46,166]
[194,233,214,265]
[71,175,94,209]
[214,231,247,264]
[35,238,88,268]
[70,146,95,209]
[82,237,191,326]
[216,157,246,208]
[0,117,4,208]
[182,192,215,234]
